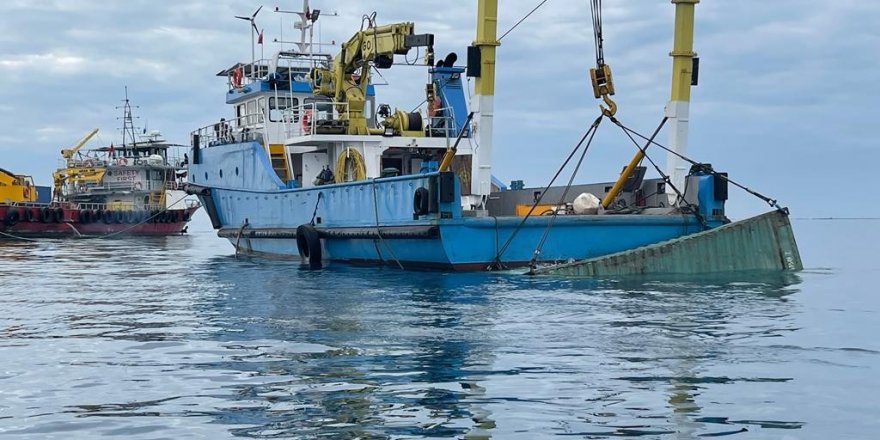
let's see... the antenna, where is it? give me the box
[235,5,263,77]
[116,86,139,151]
[274,0,337,56]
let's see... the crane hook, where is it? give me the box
[590,63,618,117]
[600,94,617,117]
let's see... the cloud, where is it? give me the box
[0,0,877,218]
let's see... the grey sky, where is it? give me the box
[1,1,877,218]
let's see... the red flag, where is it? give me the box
[257,30,263,45]
[108,143,114,156]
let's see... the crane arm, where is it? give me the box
[338,23,428,72]
[61,128,99,159]
[309,21,433,135]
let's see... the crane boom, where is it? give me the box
[309,21,433,135]
[61,128,100,159]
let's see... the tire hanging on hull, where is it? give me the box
[296,224,323,269]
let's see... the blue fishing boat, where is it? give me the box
[186,0,800,272]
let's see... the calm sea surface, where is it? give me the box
[0,215,877,439]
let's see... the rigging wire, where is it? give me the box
[608,116,707,228]
[499,0,551,41]
[489,115,604,270]
[528,115,603,269]
[611,119,788,212]
[371,179,405,270]
[590,0,604,66]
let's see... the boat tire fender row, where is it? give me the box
[296,224,322,268]
[413,187,430,217]
[24,208,35,223]
[79,210,91,224]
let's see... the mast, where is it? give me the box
[471,0,499,208]
[665,0,699,202]
[117,86,138,154]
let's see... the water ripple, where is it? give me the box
[0,225,877,438]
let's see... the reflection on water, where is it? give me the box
[0,226,874,438]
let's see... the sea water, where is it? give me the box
[0,216,876,439]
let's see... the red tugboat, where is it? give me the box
[0,95,200,239]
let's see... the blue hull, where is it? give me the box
[189,141,717,270]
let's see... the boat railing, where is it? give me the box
[283,101,349,137]
[227,57,330,91]
[8,201,50,208]
[62,155,189,170]
[227,59,271,90]
[64,158,111,169]
[281,102,459,139]
[69,180,183,194]
[425,107,459,139]
[73,200,198,211]
[192,112,266,149]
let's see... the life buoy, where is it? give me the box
[301,109,313,133]
[116,157,128,166]
[413,187,430,216]
[133,182,143,191]
[231,66,243,88]
[296,224,323,269]
[23,186,31,200]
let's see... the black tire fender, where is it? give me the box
[39,207,52,223]
[296,224,323,268]
[4,209,20,226]
[413,186,430,216]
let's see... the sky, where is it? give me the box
[1,0,878,219]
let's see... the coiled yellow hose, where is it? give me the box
[335,147,367,183]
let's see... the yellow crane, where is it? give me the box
[309,20,434,135]
[53,128,105,198]
[61,128,99,160]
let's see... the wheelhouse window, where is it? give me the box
[246,100,257,125]
[257,97,266,123]
[269,97,299,122]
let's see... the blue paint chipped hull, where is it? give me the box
[189,140,718,270]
